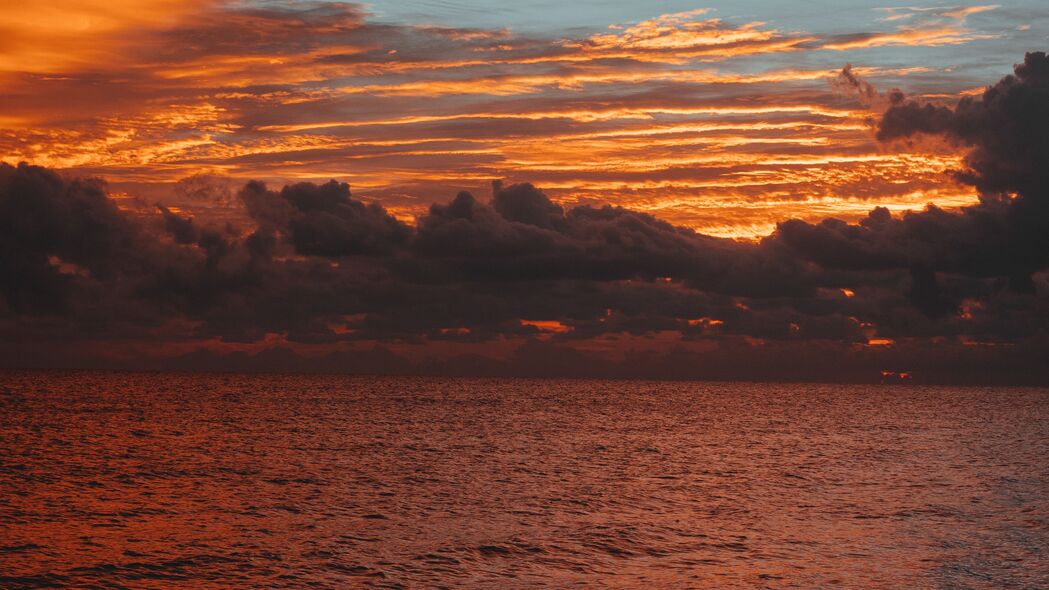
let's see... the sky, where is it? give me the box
[1,1,1048,382]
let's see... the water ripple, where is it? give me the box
[1,371,1048,588]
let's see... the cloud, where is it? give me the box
[2,53,1049,382]
[831,64,879,105]
[241,179,411,257]
[879,51,1049,200]
[824,4,997,50]
[0,163,135,313]
[0,0,213,77]
[0,2,1000,239]
[778,51,1049,296]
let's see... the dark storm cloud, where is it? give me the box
[241,179,411,257]
[491,181,569,231]
[0,164,135,313]
[0,163,827,349]
[159,205,203,245]
[413,181,818,299]
[0,154,1043,356]
[776,52,1049,299]
[879,51,1049,198]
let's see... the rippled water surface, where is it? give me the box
[1,372,1048,588]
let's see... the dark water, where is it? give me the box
[1,372,1048,589]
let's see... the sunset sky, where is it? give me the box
[2,1,1048,382]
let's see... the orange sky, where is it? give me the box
[1,2,1048,382]
[1,1,1026,237]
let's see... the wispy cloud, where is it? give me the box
[0,1,1015,237]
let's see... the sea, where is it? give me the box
[1,371,1047,589]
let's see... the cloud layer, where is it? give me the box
[1,0,1047,382]
[2,54,1048,382]
[1,1,1024,237]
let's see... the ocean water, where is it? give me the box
[1,372,1047,589]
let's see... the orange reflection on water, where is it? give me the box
[2,372,1048,588]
